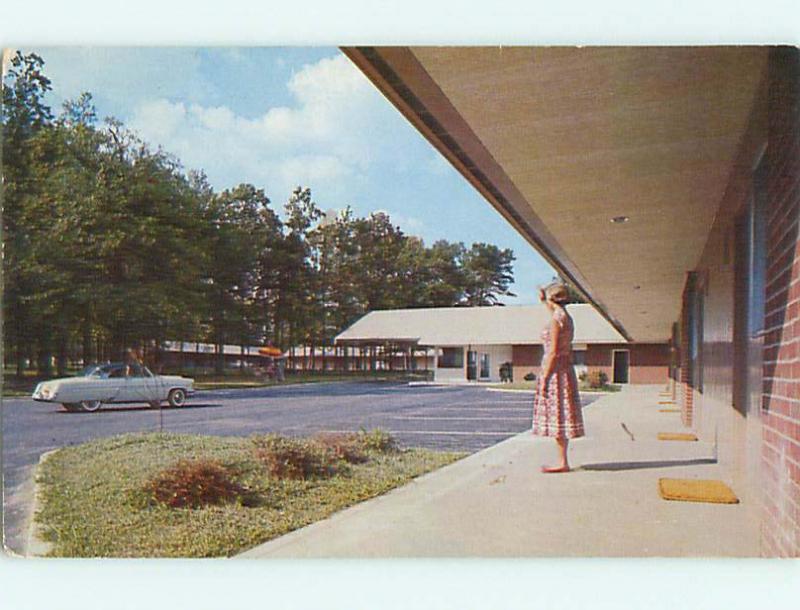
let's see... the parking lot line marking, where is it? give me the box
[411,407,530,413]
[391,416,531,421]
[322,429,523,436]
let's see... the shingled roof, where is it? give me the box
[335,304,627,346]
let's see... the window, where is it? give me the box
[480,353,490,378]
[686,273,704,392]
[439,347,463,369]
[749,160,768,337]
[573,350,586,366]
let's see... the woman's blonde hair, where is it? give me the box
[539,282,570,304]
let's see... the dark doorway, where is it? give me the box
[613,350,629,384]
[467,350,477,381]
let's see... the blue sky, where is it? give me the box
[31,46,556,304]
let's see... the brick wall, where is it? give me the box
[629,344,670,384]
[512,344,542,382]
[585,343,669,384]
[760,47,800,558]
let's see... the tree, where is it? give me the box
[2,51,55,375]
[462,243,516,306]
[204,184,278,373]
[549,275,586,304]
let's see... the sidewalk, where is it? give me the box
[238,385,760,558]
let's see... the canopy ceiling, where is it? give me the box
[343,46,769,341]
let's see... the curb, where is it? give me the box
[485,387,535,394]
[25,449,59,557]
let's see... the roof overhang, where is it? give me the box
[342,46,769,342]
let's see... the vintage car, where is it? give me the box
[32,363,195,412]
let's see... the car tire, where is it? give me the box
[167,388,186,408]
[61,403,81,412]
[78,400,103,412]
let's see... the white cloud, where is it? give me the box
[128,54,396,201]
[374,209,425,235]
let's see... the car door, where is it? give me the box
[88,366,125,402]
[122,365,160,403]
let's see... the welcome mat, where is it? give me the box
[659,478,739,504]
[657,432,698,441]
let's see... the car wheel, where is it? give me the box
[61,403,81,412]
[78,400,103,412]
[167,388,186,408]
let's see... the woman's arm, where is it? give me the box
[541,316,562,382]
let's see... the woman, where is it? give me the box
[532,282,584,473]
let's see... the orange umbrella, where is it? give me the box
[258,346,284,357]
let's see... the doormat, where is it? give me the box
[657,432,698,441]
[659,408,681,413]
[659,478,739,504]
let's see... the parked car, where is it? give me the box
[32,363,195,412]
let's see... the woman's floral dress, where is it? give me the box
[532,306,585,439]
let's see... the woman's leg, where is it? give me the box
[541,437,570,473]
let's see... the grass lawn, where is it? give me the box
[4,371,430,394]
[487,382,537,391]
[193,371,429,390]
[34,432,464,558]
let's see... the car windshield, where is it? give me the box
[81,364,120,378]
[80,363,154,378]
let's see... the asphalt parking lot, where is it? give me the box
[2,381,601,554]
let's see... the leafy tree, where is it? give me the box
[549,275,586,304]
[462,243,516,306]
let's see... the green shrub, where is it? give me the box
[144,459,245,509]
[586,370,609,388]
[253,435,338,480]
[314,432,368,464]
[357,428,397,453]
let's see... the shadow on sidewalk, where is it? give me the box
[578,457,716,471]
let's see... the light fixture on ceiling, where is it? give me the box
[611,215,629,224]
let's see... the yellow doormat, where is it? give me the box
[659,408,681,413]
[657,432,698,441]
[659,478,739,504]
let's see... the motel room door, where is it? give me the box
[466,350,478,381]
[612,349,630,384]
[733,158,767,417]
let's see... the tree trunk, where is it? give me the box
[15,321,26,377]
[56,329,68,376]
[215,339,225,375]
[37,340,53,377]
[82,314,94,367]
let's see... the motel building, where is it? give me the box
[335,303,669,385]
[343,47,800,556]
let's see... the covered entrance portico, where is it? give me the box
[344,46,800,556]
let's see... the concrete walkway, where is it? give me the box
[238,385,760,558]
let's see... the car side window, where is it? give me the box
[108,367,125,378]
